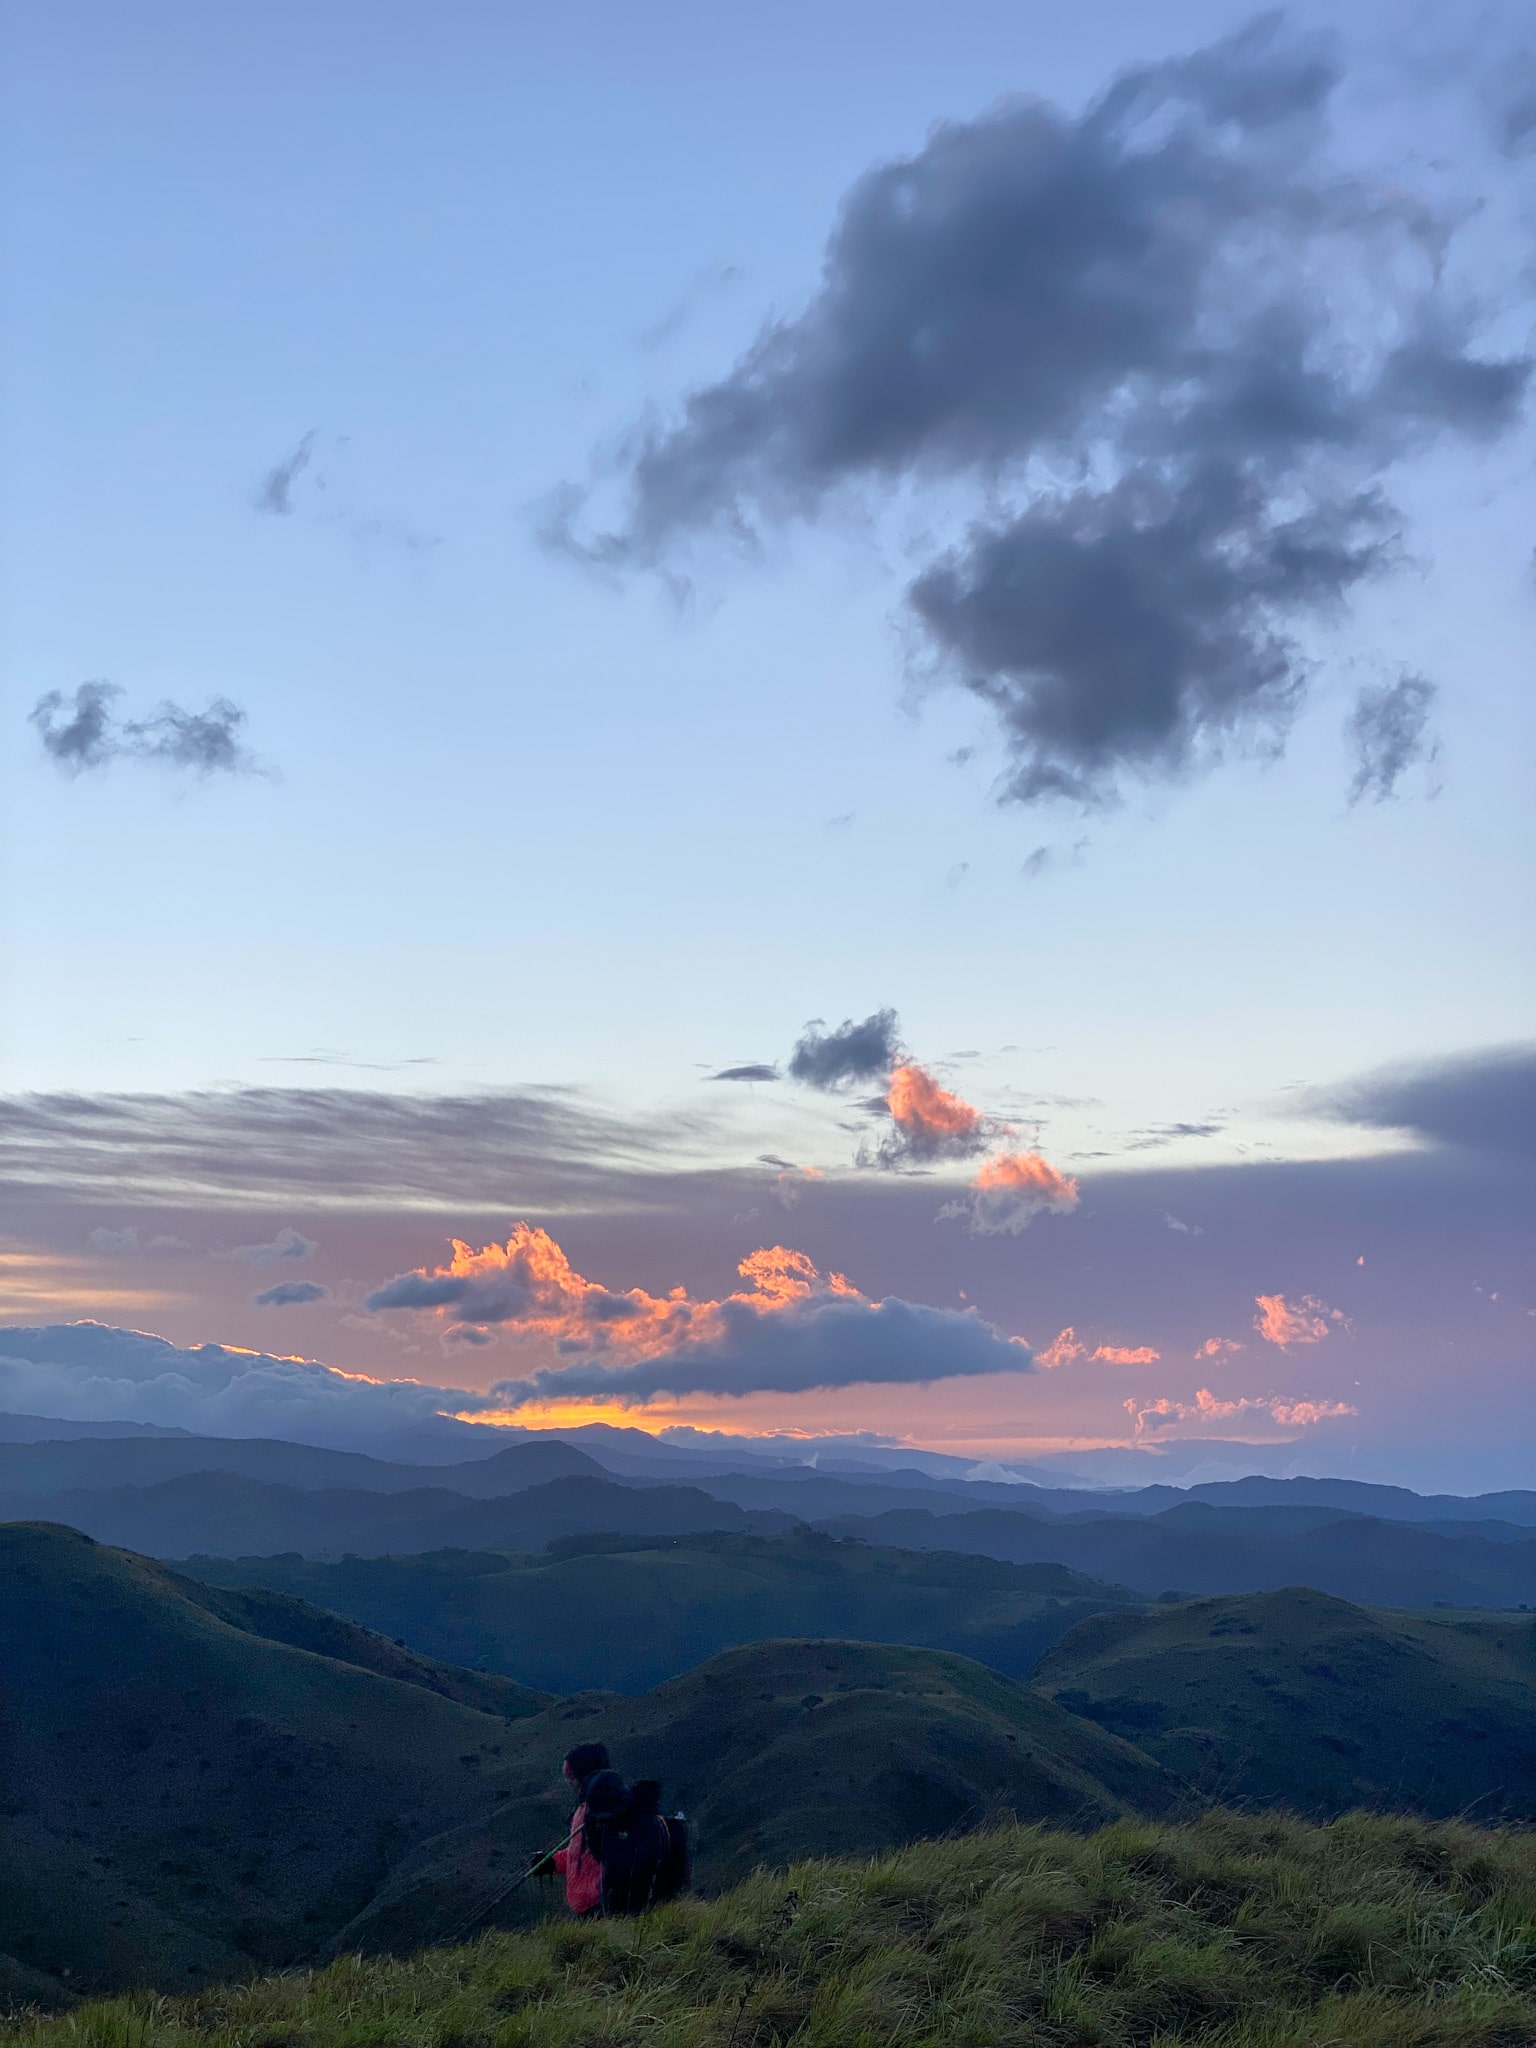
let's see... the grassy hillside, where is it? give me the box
[0,1524,553,1995]
[819,1501,1536,1608]
[341,1635,1188,1958]
[183,1530,1141,1690]
[7,1813,1535,2046]
[1035,1586,1536,1817]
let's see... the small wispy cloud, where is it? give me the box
[219,1226,318,1270]
[254,1279,329,1307]
[1345,670,1440,803]
[30,682,262,778]
[88,1226,192,1256]
[253,430,318,515]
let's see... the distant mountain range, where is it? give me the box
[5,1419,1536,1611]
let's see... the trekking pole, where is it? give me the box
[443,1828,573,1947]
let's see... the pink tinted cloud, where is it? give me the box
[1037,1327,1088,1368]
[1034,1328,1158,1367]
[1194,1336,1244,1361]
[1124,1385,1357,1437]
[1254,1292,1339,1346]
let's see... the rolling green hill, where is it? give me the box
[1035,1586,1536,1817]
[330,1634,1189,1958]
[7,1813,1535,2047]
[0,1524,552,1996]
[0,1527,1178,2002]
[182,1529,1142,1690]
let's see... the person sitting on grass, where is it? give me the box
[546,1741,610,1917]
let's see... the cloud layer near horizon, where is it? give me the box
[0,1322,487,1445]
[558,19,1527,805]
[366,1224,1035,1407]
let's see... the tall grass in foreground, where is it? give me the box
[8,1813,1536,2048]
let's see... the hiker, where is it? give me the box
[545,1741,609,1916]
[542,1743,688,1915]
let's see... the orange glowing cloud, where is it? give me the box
[941,1148,1080,1236]
[367,1222,1036,1409]
[1194,1336,1244,1361]
[1091,1343,1161,1365]
[1253,1292,1338,1346]
[884,1062,986,1158]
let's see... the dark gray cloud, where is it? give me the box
[566,20,1527,806]
[29,681,121,771]
[708,1063,780,1083]
[254,430,317,515]
[484,1293,1033,1408]
[788,1008,901,1089]
[1312,1044,1536,1161]
[30,682,258,777]
[1345,671,1439,803]
[253,1279,329,1307]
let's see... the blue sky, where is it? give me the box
[1,1,1532,1487]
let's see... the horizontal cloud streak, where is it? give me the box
[0,1085,726,1208]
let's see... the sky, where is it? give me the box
[1,0,1532,1491]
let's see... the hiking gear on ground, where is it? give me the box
[441,1826,574,1944]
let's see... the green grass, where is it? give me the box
[7,1813,1535,2047]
